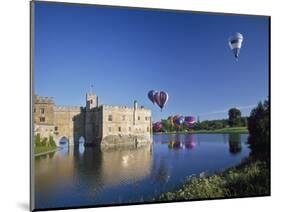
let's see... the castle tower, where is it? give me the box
[86,93,98,110]
[133,100,138,125]
[84,92,99,146]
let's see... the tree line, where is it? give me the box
[156,107,248,133]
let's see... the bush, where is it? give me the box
[49,135,57,147]
[35,133,41,147]
[41,137,48,147]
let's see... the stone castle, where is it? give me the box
[34,92,152,147]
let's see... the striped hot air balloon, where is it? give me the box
[148,90,157,104]
[154,91,169,111]
[229,32,244,60]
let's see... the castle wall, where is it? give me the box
[101,105,152,147]
[34,96,55,142]
[34,94,152,147]
[34,96,55,125]
[53,106,83,145]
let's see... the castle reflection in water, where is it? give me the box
[35,133,247,209]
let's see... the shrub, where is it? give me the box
[35,133,41,147]
[41,137,48,147]
[158,160,269,201]
[49,135,57,147]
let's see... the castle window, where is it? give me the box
[55,126,58,131]
[90,99,93,104]
[138,116,140,120]
[40,108,45,115]
[147,127,149,132]
[129,127,131,132]
[39,117,45,123]
[109,127,111,132]
[34,108,36,113]
[122,115,126,121]
[118,127,121,132]
[145,116,147,121]
[108,115,112,121]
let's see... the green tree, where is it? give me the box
[228,108,242,127]
[248,100,270,155]
[35,133,41,147]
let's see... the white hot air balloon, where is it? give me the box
[228,32,244,61]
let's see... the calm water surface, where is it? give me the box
[35,133,250,209]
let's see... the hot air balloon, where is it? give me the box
[148,90,157,104]
[229,32,244,60]
[154,91,169,111]
[184,116,196,127]
[174,115,185,128]
[153,122,163,132]
[173,115,180,124]
[168,116,174,124]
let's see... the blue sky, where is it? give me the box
[34,2,269,121]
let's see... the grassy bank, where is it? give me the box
[158,158,269,201]
[34,146,58,155]
[156,127,248,135]
[189,127,248,134]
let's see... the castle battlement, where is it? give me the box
[54,106,82,112]
[35,95,54,104]
[102,104,150,111]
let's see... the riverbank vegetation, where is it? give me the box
[155,108,248,134]
[158,100,270,201]
[156,127,248,135]
[34,134,58,155]
[159,159,269,201]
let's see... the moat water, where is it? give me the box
[35,133,250,209]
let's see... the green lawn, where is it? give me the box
[189,127,248,134]
[158,158,269,201]
[34,146,58,155]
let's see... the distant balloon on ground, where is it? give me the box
[168,116,174,126]
[184,116,196,127]
[174,115,185,128]
[173,115,180,124]
[229,32,244,60]
[153,122,163,132]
